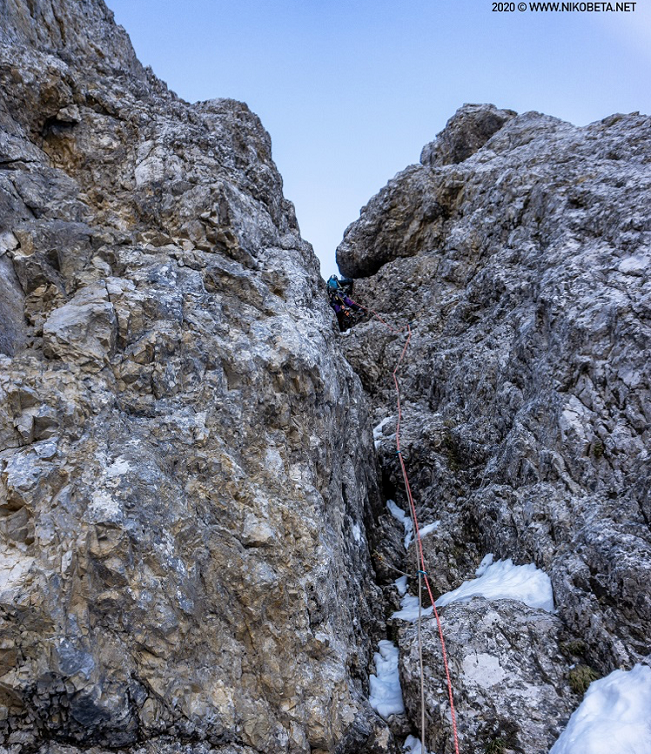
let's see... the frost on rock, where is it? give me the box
[435,558,554,612]
[368,639,405,718]
[550,664,651,754]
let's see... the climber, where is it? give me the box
[327,274,354,296]
[327,275,363,331]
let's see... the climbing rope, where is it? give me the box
[353,299,461,754]
[416,539,426,752]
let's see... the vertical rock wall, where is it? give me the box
[338,104,651,753]
[0,3,390,752]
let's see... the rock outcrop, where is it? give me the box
[339,105,651,751]
[0,3,391,752]
[400,600,576,754]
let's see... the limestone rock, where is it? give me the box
[399,600,577,754]
[337,104,516,278]
[338,105,651,742]
[43,283,117,369]
[0,237,26,356]
[4,0,650,747]
[0,2,390,752]
[420,103,517,168]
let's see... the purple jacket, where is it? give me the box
[331,294,358,313]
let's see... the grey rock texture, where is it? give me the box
[3,0,651,749]
[0,233,26,356]
[338,106,651,748]
[399,600,577,754]
[0,2,393,752]
[420,103,517,168]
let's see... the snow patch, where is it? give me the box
[352,523,362,543]
[394,575,408,596]
[550,664,651,754]
[435,558,554,612]
[387,499,414,549]
[419,521,440,538]
[475,553,494,576]
[403,734,430,753]
[373,416,395,449]
[392,593,433,622]
[369,640,405,717]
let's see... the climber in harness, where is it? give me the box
[327,275,363,331]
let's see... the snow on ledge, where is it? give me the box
[435,556,554,612]
[368,640,405,717]
[391,593,433,622]
[550,664,651,754]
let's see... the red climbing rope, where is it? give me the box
[354,301,461,754]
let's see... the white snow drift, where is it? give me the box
[435,556,554,612]
[550,664,651,753]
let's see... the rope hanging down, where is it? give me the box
[353,299,461,754]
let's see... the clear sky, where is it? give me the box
[107,0,651,278]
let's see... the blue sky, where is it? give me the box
[108,0,651,278]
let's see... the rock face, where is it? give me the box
[0,3,392,752]
[3,1,651,750]
[419,103,517,168]
[338,105,651,750]
[400,600,576,754]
